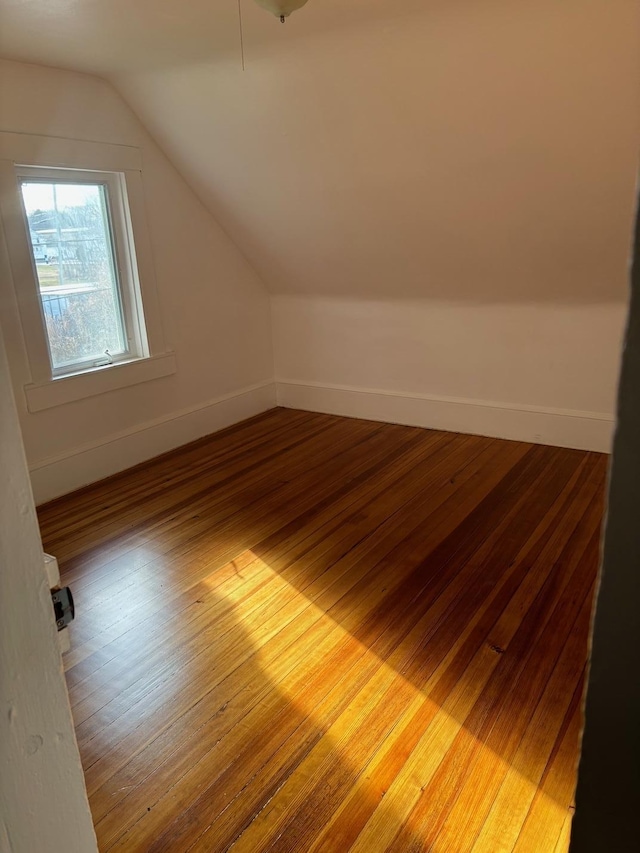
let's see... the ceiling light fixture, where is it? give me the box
[253,0,311,23]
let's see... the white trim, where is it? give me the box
[24,351,177,412]
[16,164,149,374]
[0,132,168,397]
[122,169,166,354]
[0,131,141,172]
[30,380,277,504]
[0,159,52,381]
[276,379,615,453]
[0,314,98,851]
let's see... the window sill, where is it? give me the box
[24,352,177,413]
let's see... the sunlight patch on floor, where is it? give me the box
[206,552,571,853]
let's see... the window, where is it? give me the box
[0,132,175,412]
[18,167,148,377]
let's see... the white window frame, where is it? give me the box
[0,132,175,412]
[17,165,149,377]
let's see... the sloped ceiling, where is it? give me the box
[1,0,638,301]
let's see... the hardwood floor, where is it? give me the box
[37,408,607,853]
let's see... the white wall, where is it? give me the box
[114,0,638,452]
[0,60,275,503]
[273,296,627,451]
[0,323,97,853]
[116,1,639,305]
[1,0,638,486]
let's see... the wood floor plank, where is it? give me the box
[96,436,520,845]
[335,465,603,853]
[65,423,449,677]
[469,669,586,853]
[75,430,489,719]
[228,452,601,853]
[379,522,600,853]
[59,414,378,591]
[38,408,304,536]
[65,416,419,639]
[42,409,321,556]
[512,677,584,852]
[37,409,605,853]
[74,431,486,749]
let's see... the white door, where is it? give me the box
[0,325,97,853]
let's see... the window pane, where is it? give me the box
[20,180,127,371]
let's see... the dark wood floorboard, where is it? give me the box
[37,408,607,853]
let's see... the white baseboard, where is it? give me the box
[276,380,615,454]
[30,381,277,504]
[31,376,613,505]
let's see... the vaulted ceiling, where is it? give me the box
[1,0,638,301]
